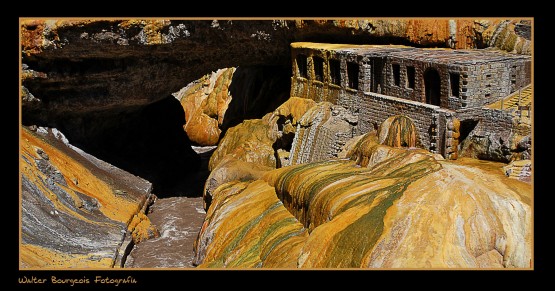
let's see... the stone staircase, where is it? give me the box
[503,159,532,183]
[487,85,532,109]
[486,85,532,122]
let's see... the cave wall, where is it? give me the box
[21,19,530,124]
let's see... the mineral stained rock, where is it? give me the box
[176,68,235,146]
[21,19,529,126]
[208,118,278,171]
[207,96,322,173]
[377,115,418,148]
[175,66,291,146]
[20,126,155,268]
[193,179,308,268]
[288,102,358,166]
[203,155,273,210]
[203,96,321,209]
[194,133,532,268]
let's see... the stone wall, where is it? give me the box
[290,43,532,160]
[288,104,357,166]
[291,44,531,113]
[290,48,342,105]
[382,57,426,103]
[438,109,460,159]
[457,107,516,138]
[354,92,444,152]
[292,64,457,157]
[461,59,530,109]
[456,107,528,162]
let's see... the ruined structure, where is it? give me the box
[290,42,531,160]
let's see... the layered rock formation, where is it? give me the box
[288,102,358,166]
[20,126,156,268]
[174,66,291,146]
[193,180,307,268]
[194,116,532,269]
[176,68,235,146]
[21,19,530,127]
[377,115,418,148]
[208,118,278,171]
[202,96,320,209]
[19,18,533,270]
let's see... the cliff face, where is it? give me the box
[194,132,532,268]
[176,68,236,146]
[19,18,532,269]
[21,19,530,125]
[175,66,291,146]
[20,126,156,268]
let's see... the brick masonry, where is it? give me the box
[290,43,531,160]
[288,104,358,166]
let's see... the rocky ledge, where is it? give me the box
[20,126,157,268]
[193,99,532,268]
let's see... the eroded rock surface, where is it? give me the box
[194,125,532,268]
[208,118,278,171]
[175,66,291,146]
[288,102,358,166]
[19,18,533,270]
[20,126,155,268]
[176,68,235,146]
[21,19,529,126]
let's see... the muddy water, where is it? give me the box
[124,197,206,268]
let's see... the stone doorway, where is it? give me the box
[424,68,441,106]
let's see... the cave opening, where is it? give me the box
[458,119,479,147]
[22,65,293,198]
[23,97,204,198]
[220,65,291,134]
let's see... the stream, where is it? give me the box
[124,196,205,268]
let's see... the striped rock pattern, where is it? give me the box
[20,127,155,268]
[194,133,532,268]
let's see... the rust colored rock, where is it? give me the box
[406,19,450,46]
[128,212,160,244]
[193,180,307,268]
[273,97,317,126]
[203,155,273,210]
[20,126,154,268]
[378,115,418,148]
[208,118,278,171]
[177,68,235,146]
[184,113,222,146]
[483,20,532,54]
[195,133,532,268]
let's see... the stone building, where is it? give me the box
[290,42,531,160]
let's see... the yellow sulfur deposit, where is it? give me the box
[195,132,532,268]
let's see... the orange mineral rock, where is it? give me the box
[20,127,155,268]
[195,130,532,268]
